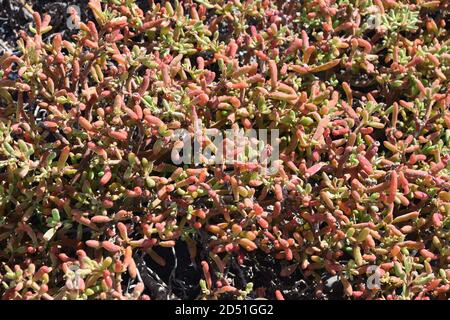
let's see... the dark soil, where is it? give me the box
[0,0,93,53]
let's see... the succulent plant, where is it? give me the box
[0,0,449,300]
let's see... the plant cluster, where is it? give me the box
[0,0,449,300]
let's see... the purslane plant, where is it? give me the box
[0,0,449,300]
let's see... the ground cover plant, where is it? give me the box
[0,0,449,300]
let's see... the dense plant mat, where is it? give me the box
[0,0,449,300]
